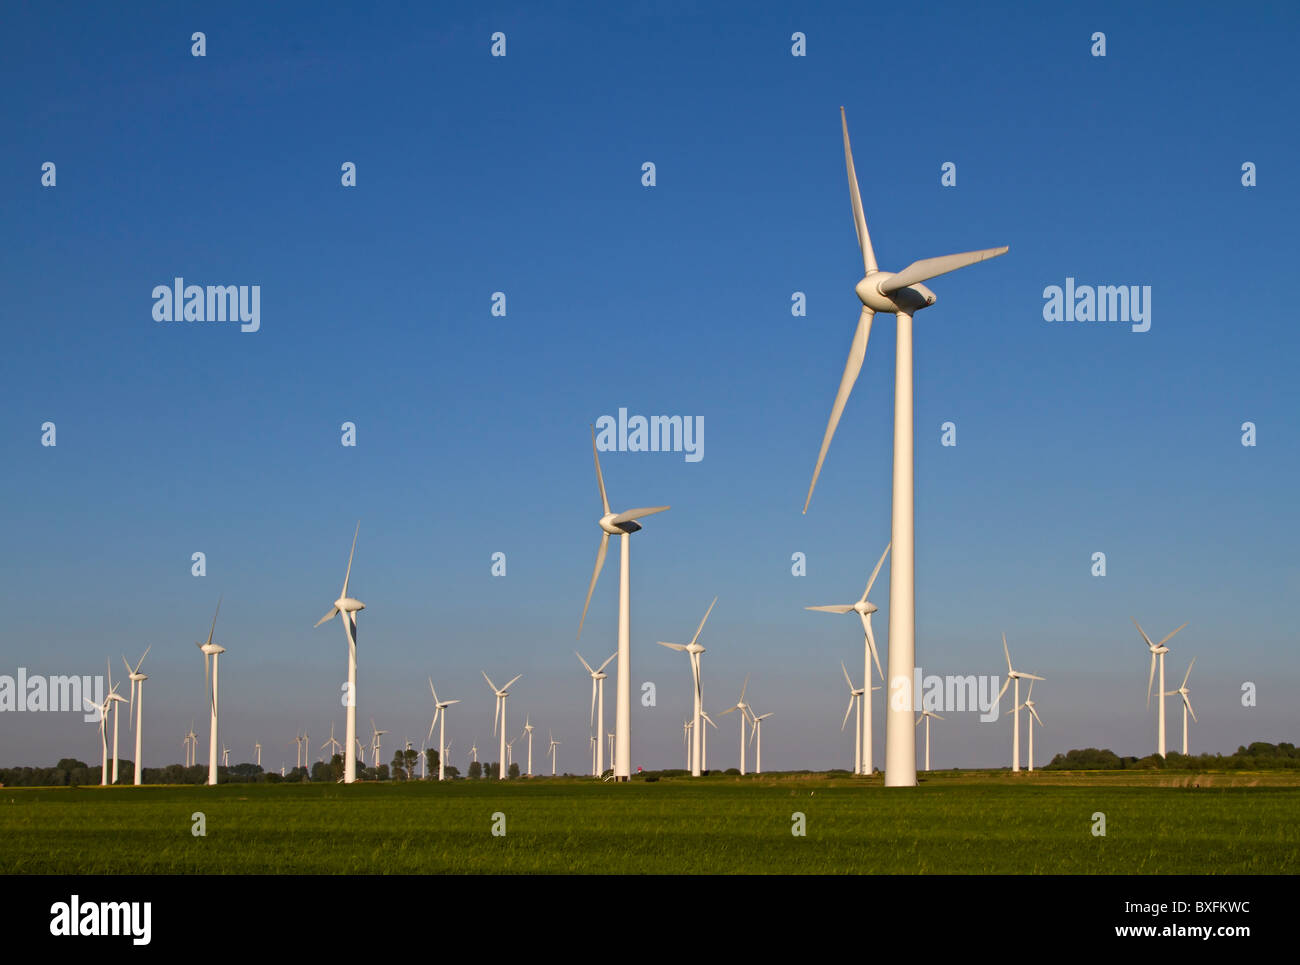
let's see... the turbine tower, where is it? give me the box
[657,596,717,777]
[122,647,150,786]
[802,107,1009,787]
[575,651,616,777]
[427,681,460,781]
[1135,617,1187,758]
[522,715,535,777]
[105,659,127,784]
[1163,657,1197,755]
[547,730,560,776]
[314,522,366,783]
[841,661,865,775]
[483,671,521,781]
[1018,683,1043,771]
[578,425,670,782]
[699,709,717,771]
[369,718,387,772]
[994,634,1044,772]
[807,543,889,774]
[749,708,773,774]
[196,599,225,786]
[254,742,262,768]
[914,709,944,772]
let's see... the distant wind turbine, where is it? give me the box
[427,680,460,781]
[547,730,560,776]
[575,651,616,776]
[483,671,522,781]
[314,522,366,783]
[658,596,717,777]
[914,709,944,772]
[995,634,1044,772]
[195,598,225,786]
[748,708,773,774]
[121,647,151,786]
[1018,682,1043,771]
[719,675,752,775]
[1163,657,1197,755]
[1134,617,1187,758]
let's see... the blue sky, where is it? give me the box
[2,1,1297,774]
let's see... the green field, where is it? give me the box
[4,770,1297,874]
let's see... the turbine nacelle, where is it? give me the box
[598,513,642,535]
[335,596,366,614]
[855,273,937,314]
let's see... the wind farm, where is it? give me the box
[3,2,1297,895]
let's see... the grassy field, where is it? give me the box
[3,770,1297,874]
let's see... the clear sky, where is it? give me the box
[2,1,1297,774]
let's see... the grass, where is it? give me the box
[2,770,1297,874]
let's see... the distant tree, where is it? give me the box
[425,748,440,778]
[508,762,520,779]
[311,761,332,782]
[57,758,88,772]
[444,765,460,780]
[468,761,482,780]
[329,753,344,782]
[376,764,390,781]
[391,752,407,781]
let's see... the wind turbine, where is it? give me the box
[1163,657,1197,755]
[658,596,717,777]
[807,543,889,775]
[469,740,478,765]
[292,733,303,770]
[575,651,616,777]
[321,722,343,760]
[483,672,522,781]
[719,675,752,775]
[749,708,773,774]
[196,598,225,786]
[606,731,615,772]
[589,735,597,775]
[314,522,366,783]
[699,709,718,772]
[121,647,150,786]
[577,425,670,782]
[841,661,865,775]
[547,730,560,776]
[505,732,519,774]
[994,634,1044,772]
[254,742,262,768]
[104,659,127,784]
[427,680,460,781]
[801,107,1009,787]
[682,718,693,770]
[186,721,197,767]
[369,718,387,772]
[1018,682,1043,771]
[85,697,111,785]
[522,715,535,777]
[1134,617,1187,758]
[914,710,944,772]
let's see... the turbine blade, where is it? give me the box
[932,712,945,721]
[1184,695,1197,723]
[597,651,617,673]
[610,506,670,524]
[803,307,873,514]
[1181,656,1196,690]
[590,678,597,727]
[575,651,594,675]
[578,533,610,639]
[1132,617,1156,650]
[134,645,151,674]
[503,675,522,691]
[841,661,854,690]
[995,677,1011,704]
[1020,673,1045,681]
[314,607,339,628]
[657,641,688,651]
[806,604,855,614]
[863,615,884,682]
[840,107,877,274]
[1029,706,1043,727]
[690,596,718,646]
[915,714,924,727]
[481,671,497,693]
[206,597,222,647]
[341,521,360,597]
[590,424,611,516]
[1147,653,1157,707]
[739,673,750,702]
[862,542,891,601]
[1002,633,1013,674]
[878,246,1009,293]
[1156,623,1188,649]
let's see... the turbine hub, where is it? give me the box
[856,601,878,615]
[336,597,366,613]
[855,273,938,314]
[599,513,641,535]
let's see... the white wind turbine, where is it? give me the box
[427,680,460,781]
[719,675,752,775]
[802,107,1009,788]
[1017,682,1043,771]
[914,710,944,772]
[606,731,615,772]
[841,661,865,775]
[314,522,366,784]
[808,544,889,775]
[699,709,718,772]
[547,730,560,776]
[522,715,535,777]
[589,735,597,775]
[658,596,717,777]
[575,650,616,777]
[483,671,522,781]
[1163,657,1197,755]
[195,599,225,786]
[292,733,304,770]
[995,634,1044,773]
[84,696,113,785]
[185,721,197,767]
[505,732,520,774]
[182,732,191,768]
[255,742,262,768]
[355,738,367,768]
[104,659,127,784]
[749,708,773,774]
[577,425,670,782]
[1134,617,1188,758]
[370,718,387,772]
[321,722,343,761]
[222,744,232,767]
[682,719,693,770]
[469,740,478,765]
[121,647,150,786]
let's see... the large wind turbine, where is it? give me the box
[801,107,1009,788]
[808,543,889,774]
[914,709,944,772]
[314,522,366,784]
[483,671,522,781]
[1163,657,1197,755]
[658,596,717,777]
[577,425,669,782]
[196,599,225,786]
[995,634,1044,773]
[427,680,460,781]
[122,647,150,785]
[1134,617,1187,758]
[719,675,751,775]
[575,651,616,776]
